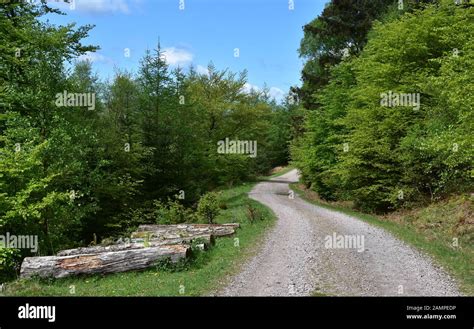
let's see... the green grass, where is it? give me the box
[257,165,294,180]
[290,183,473,296]
[4,182,277,296]
[312,291,328,297]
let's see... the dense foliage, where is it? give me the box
[0,0,293,279]
[293,0,473,213]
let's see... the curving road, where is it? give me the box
[219,169,460,296]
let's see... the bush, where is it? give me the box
[0,247,21,283]
[154,199,195,225]
[218,201,228,210]
[197,192,221,224]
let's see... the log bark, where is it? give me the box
[132,223,239,239]
[20,244,189,279]
[20,224,237,279]
[57,234,214,257]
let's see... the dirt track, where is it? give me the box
[219,169,460,296]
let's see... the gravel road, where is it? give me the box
[218,169,461,296]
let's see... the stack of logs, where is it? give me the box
[20,223,239,279]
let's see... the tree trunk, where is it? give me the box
[57,234,214,257]
[133,223,239,239]
[19,224,238,279]
[20,244,189,279]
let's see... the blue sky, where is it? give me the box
[45,0,326,101]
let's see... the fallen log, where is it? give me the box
[20,244,189,279]
[57,234,214,257]
[131,234,214,248]
[132,223,239,239]
[136,223,240,232]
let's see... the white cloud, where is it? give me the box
[268,87,285,101]
[196,65,210,76]
[76,52,114,65]
[162,47,194,66]
[242,83,260,93]
[241,83,285,102]
[49,0,130,14]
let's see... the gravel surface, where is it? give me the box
[218,169,461,296]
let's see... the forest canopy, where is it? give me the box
[0,0,295,275]
[292,0,473,213]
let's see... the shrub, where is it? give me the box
[154,199,195,225]
[218,202,228,210]
[197,192,221,224]
[0,247,21,283]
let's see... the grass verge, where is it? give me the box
[4,181,277,296]
[290,183,473,296]
[258,165,294,180]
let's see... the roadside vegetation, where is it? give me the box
[292,0,472,213]
[0,1,296,282]
[288,0,472,295]
[4,177,278,296]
